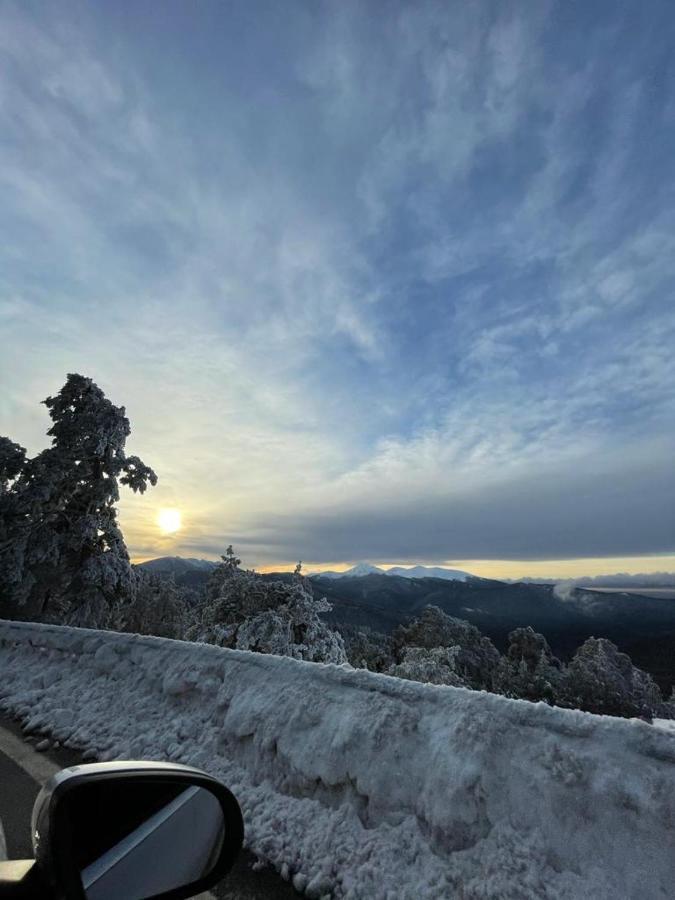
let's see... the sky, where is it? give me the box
[1,0,674,579]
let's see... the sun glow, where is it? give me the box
[158,508,182,534]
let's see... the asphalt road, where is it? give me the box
[0,715,300,899]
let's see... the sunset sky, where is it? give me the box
[1,1,674,579]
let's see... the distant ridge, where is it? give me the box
[137,557,473,582]
[138,556,216,571]
[386,565,471,581]
[314,562,386,579]
[312,562,472,581]
[135,556,218,588]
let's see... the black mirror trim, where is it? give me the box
[32,762,244,900]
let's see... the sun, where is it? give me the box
[158,508,182,534]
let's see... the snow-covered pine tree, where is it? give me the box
[113,570,189,639]
[188,552,347,663]
[561,637,663,720]
[493,626,564,705]
[0,374,157,625]
[391,605,500,690]
[0,438,29,604]
[341,625,394,672]
[0,437,26,494]
[388,645,468,687]
[187,546,274,645]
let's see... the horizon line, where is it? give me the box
[130,552,675,583]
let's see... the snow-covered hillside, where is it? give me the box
[1,620,674,899]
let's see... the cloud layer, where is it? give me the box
[1,1,673,569]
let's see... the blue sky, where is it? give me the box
[1,1,674,575]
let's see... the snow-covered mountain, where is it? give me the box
[314,562,386,579]
[313,563,472,580]
[139,556,473,583]
[386,565,471,581]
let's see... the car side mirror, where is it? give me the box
[0,761,243,900]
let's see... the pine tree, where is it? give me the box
[114,570,189,639]
[392,605,500,690]
[493,627,564,704]
[388,646,468,687]
[341,625,394,671]
[0,437,26,494]
[561,637,663,720]
[0,374,157,624]
[188,551,347,663]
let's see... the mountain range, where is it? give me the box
[135,556,675,691]
[137,557,473,582]
[312,573,675,691]
[311,562,472,580]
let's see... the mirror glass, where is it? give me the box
[61,778,225,900]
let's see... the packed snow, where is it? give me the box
[653,718,675,736]
[1,620,675,899]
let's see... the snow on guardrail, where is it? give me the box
[1,619,674,899]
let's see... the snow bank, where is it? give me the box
[1,620,674,899]
[654,718,675,736]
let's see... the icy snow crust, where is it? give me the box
[1,621,674,899]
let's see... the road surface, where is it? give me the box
[0,715,300,899]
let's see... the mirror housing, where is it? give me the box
[30,761,243,900]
